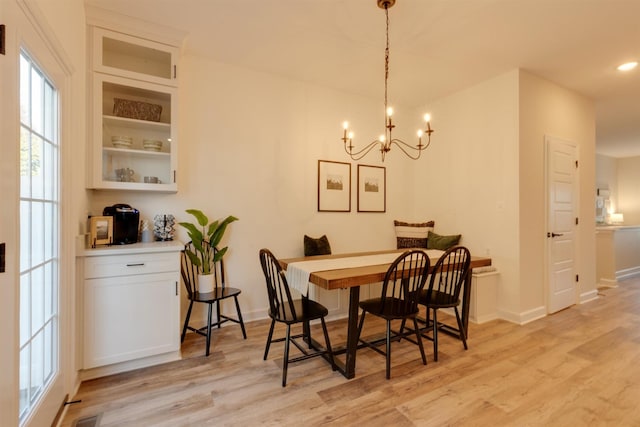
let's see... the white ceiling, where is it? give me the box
[86,0,640,158]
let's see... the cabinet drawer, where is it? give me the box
[84,251,179,278]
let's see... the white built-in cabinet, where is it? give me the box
[88,27,179,192]
[81,242,182,377]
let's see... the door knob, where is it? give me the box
[547,232,564,238]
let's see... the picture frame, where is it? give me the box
[318,160,351,212]
[357,164,386,212]
[90,216,113,247]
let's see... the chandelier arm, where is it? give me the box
[344,140,384,161]
[389,138,429,160]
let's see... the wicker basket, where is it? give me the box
[113,98,162,122]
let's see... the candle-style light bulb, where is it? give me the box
[348,131,354,139]
[417,130,423,137]
[386,107,394,117]
[424,113,431,123]
[343,121,349,130]
[380,134,386,142]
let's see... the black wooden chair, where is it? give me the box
[259,248,336,387]
[418,246,471,361]
[356,250,430,379]
[181,241,247,356]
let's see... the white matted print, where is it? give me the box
[357,164,386,212]
[318,160,351,212]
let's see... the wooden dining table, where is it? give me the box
[279,248,492,379]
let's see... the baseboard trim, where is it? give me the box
[580,289,599,304]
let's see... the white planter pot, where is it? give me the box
[198,273,215,294]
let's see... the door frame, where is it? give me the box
[0,1,75,426]
[544,135,579,314]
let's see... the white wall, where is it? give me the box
[90,53,422,321]
[416,69,596,323]
[415,70,521,319]
[519,70,596,316]
[617,156,640,224]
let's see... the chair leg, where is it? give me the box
[263,318,276,360]
[216,300,222,329]
[206,303,213,356]
[399,318,407,342]
[234,295,247,339]
[385,320,392,380]
[282,324,291,387]
[454,307,468,350]
[356,311,367,342]
[413,317,427,365]
[320,317,336,371]
[432,308,439,361]
[181,300,194,342]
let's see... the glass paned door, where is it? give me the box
[19,50,59,424]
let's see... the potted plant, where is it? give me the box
[179,209,238,293]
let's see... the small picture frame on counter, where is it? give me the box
[90,216,113,248]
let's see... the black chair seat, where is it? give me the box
[359,297,420,320]
[418,289,461,309]
[269,297,328,324]
[194,286,242,303]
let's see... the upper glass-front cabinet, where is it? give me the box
[92,27,178,87]
[89,27,179,192]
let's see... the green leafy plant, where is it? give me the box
[179,209,238,275]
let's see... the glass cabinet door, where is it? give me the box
[90,74,177,192]
[92,27,178,87]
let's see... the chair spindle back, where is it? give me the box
[181,241,225,297]
[259,249,297,320]
[379,250,431,313]
[427,246,471,305]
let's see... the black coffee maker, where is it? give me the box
[103,204,140,244]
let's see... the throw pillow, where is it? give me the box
[426,231,461,250]
[394,220,435,249]
[304,234,332,256]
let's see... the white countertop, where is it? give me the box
[596,225,640,232]
[81,240,184,257]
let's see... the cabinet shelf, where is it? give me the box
[103,115,171,131]
[103,147,171,158]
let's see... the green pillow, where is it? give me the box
[426,231,461,250]
[304,235,332,256]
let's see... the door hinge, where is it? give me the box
[0,24,5,55]
[575,217,579,225]
[575,160,579,168]
[173,65,177,79]
[576,274,579,282]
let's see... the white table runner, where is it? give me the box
[286,249,444,294]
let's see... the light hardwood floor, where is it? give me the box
[60,278,640,426]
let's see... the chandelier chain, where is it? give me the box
[384,4,390,116]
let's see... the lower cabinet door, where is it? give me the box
[84,272,179,369]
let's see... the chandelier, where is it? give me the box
[341,0,433,162]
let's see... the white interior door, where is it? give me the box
[546,136,578,313]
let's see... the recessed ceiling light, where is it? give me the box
[617,61,638,71]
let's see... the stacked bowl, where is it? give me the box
[142,139,163,152]
[111,136,132,149]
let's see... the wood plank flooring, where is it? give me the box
[60,278,640,426]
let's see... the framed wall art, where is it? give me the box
[90,215,113,247]
[318,160,351,212]
[357,164,386,212]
